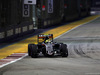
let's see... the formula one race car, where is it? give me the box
[28,34,68,58]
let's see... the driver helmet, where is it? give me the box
[45,40,49,43]
[44,36,49,43]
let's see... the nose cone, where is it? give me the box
[47,51,54,55]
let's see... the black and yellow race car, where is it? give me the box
[28,34,68,58]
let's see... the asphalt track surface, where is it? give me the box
[1,17,100,75]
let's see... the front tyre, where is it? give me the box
[31,45,38,58]
[61,44,68,57]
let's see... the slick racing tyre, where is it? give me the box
[61,44,68,57]
[31,45,38,58]
[28,44,34,56]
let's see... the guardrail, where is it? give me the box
[0,21,34,43]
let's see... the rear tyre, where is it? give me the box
[61,44,68,57]
[31,45,38,58]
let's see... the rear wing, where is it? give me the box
[38,34,53,43]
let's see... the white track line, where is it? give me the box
[0,53,28,68]
[54,17,99,40]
